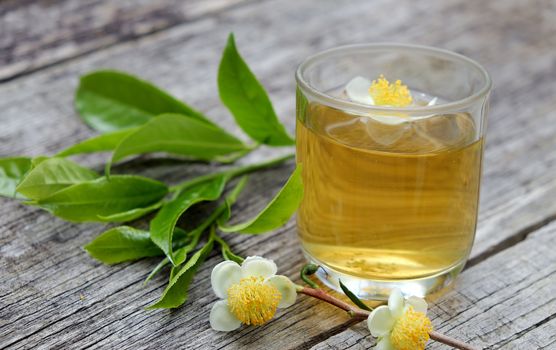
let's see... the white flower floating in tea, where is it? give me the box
[209,256,297,331]
[345,74,438,125]
[367,288,432,350]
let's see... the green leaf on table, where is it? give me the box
[16,158,98,200]
[219,165,303,234]
[218,34,294,146]
[222,175,249,216]
[108,114,248,171]
[173,175,248,266]
[145,176,249,284]
[97,200,163,223]
[215,234,245,265]
[36,175,168,222]
[143,228,193,284]
[56,128,138,157]
[30,156,49,167]
[150,174,228,265]
[85,226,190,264]
[0,157,32,198]
[218,175,249,224]
[339,279,373,312]
[75,70,216,133]
[172,215,209,267]
[147,236,214,309]
[222,247,244,264]
[84,226,162,264]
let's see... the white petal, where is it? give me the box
[266,275,297,308]
[407,296,428,314]
[374,336,395,350]
[367,115,408,125]
[367,305,395,337]
[241,256,277,278]
[210,300,242,332]
[388,288,405,319]
[345,76,374,105]
[211,260,241,299]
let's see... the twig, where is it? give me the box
[298,287,369,320]
[429,331,480,350]
[169,153,294,193]
[298,286,479,350]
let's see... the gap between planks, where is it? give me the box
[286,211,556,349]
[0,0,262,83]
[466,211,556,270]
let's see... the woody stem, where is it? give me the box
[298,286,479,350]
[298,287,370,320]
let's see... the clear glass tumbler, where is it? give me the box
[295,44,491,299]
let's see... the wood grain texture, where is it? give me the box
[0,0,250,81]
[311,221,556,350]
[0,0,555,349]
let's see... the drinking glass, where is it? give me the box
[295,44,491,299]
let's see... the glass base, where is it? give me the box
[303,249,466,300]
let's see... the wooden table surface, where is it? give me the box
[1,0,555,349]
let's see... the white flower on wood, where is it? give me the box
[209,256,297,331]
[367,289,432,350]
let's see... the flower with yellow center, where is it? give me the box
[369,75,413,107]
[209,256,297,331]
[344,75,438,125]
[367,289,432,350]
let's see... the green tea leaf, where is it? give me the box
[84,226,162,264]
[172,215,209,267]
[143,228,200,284]
[220,175,249,220]
[173,176,247,266]
[217,175,249,227]
[31,156,49,167]
[144,257,170,285]
[222,246,244,264]
[300,263,320,289]
[218,34,294,146]
[144,176,248,284]
[16,157,98,200]
[147,234,214,309]
[339,279,373,311]
[97,201,163,222]
[219,165,303,234]
[85,226,190,264]
[109,114,248,169]
[37,175,168,222]
[215,235,244,264]
[76,70,215,132]
[0,157,32,198]
[57,128,138,157]
[150,174,228,265]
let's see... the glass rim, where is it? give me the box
[295,43,492,115]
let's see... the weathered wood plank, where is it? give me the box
[1,0,555,266]
[0,0,251,81]
[0,0,555,349]
[311,221,556,350]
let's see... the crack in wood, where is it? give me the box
[1,0,555,348]
[486,309,556,349]
[466,212,556,270]
[0,0,262,82]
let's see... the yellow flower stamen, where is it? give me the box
[390,306,433,350]
[227,276,281,326]
[369,74,413,107]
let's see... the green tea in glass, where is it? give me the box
[295,44,491,299]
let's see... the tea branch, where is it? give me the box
[169,153,295,194]
[298,286,478,350]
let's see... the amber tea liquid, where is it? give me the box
[296,102,483,281]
